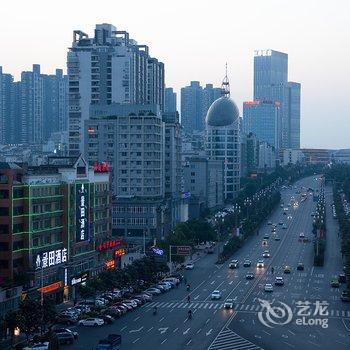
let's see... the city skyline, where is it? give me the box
[0,0,349,150]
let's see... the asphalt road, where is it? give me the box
[66,176,350,350]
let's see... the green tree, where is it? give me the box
[18,298,42,341]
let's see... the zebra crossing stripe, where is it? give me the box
[166,303,173,308]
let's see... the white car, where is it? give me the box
[145,287,161,295]
[262,251,270,258]
[299,232,305,238]
[24,343,49,350]
[211,290,222,300]
[185,263,194,270]
[224,299,235,309]
[78,318,104,326]
[264,283,274,292]
[158,282,171,291]
[257,259,265,268]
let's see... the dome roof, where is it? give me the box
[205,96,239,127]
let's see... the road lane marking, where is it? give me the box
[288,330,296,335]
[173,327,179,333]
[129,326,143,333]
[183,327,190,335]
[147,327,153,332]
[161,339,167,344]
[159,316,165,322]
[196,328,202,334]
[133,316,140,321]
[121,326,127,331]
[166,303,173,308]
[206,318,210,324]
[133,338,140,343]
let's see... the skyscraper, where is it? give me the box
[242,100,280,149]
[68,23,165,155]
[253,50,301,149]
[164,87,177,113]
[203,84,223,116]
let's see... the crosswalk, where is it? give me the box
[208,328,262,350]
[145,301,350,318]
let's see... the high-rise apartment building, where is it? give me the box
[84,104,167,238]
[181,81,204,133]
[242,100,280,149]
[0,65,68,145]
[164,87,177,113]
[253,50,301,149]
[68,23,165,156]
[181,81,223,134]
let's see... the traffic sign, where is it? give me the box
[176,245,192,256]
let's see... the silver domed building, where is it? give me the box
[205,73,240,200]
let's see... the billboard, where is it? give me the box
[76,183,89,242]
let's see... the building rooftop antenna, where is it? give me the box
[222,63,230,97]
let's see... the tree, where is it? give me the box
[76,284,95,301]
[18,299,42,341]
[42,299,57,331]
[5,310,22,345]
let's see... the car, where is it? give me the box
[78,318,104,326]
[331,278,340,288]
[229,259,239,269]
[284,266,291,274]
[274,277,284,286]
[282,224,287,229]
[245,273,254,280]
[211,290,222,300]
[101,315,114,324]
[243,259,251,267]
[274,235,280,241]
[271,227,276,233]
[340,291,350,302]
[145,287,162,295]
[262,251,270,258]
[56,332,75,345]
[185,263,194,270]
[24,342,49,350]
[155,284,167,293]
[297,263,304,270]
[299,232,305,239]
[267,221,272,225]
[158,282,171,291]
[263,234,270,239]
[339,273,347,283]
[279,221,283,225]
[123,300,137,309]
[264,283,274,292]
[262,240,268,246]
[55,314,77,325]
[224,299,235,309]
[137,293,152,301]
[53,328,78,340]
[257,260,264,268]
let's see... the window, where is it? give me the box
[13,206,24,216]
[0,242,9,251]
[13,241,24,251]
[0,207,9,216]
[0,225,9,235]
[13,188,23,198]
[0,260,9,268]
[0,175,8,183]
[13,223,23,234]
[0,190,9,199]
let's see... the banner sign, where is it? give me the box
[35,248,67,269]
[76,183,89,242]
[176,246,192,256]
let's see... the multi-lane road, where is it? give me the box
[69,176,350,350]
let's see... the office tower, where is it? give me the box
[205,75,240,200]
[20,64,44,144]
[85,103,166,238]
[242,100,280,149]
[181,81,204,133]
[163,111,183,228]
[68,23,165,156]
[164,87,177,113]
[253,50,301,149]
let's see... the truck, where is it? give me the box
[96,334,122,350]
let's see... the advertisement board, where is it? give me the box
[76,183,89,242]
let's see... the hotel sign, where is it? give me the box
[35,248,67,269]
[76,183,89,242]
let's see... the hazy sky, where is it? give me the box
[1,0,349,149]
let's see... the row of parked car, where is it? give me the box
[55,274,184,332]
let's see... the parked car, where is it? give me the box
[78,318,104,326]
[56,332,75,345]
[185,263,194,270]
[55,314,77,325]
[339,273,346,283]
[145,287,161,295]
[53,328,78,340]
[24,342,49,350]
[284,266,291,274]
[101,315,114,324]
[211,290,222,300]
